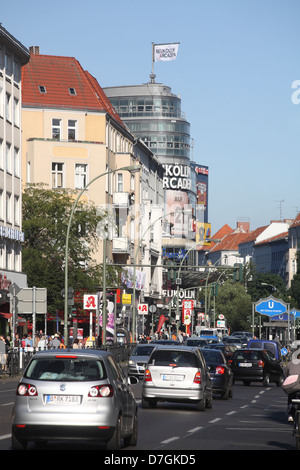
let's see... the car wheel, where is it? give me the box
[206,389,213,408]
[124,412,138,447]
[196,389,206,411]
[142,396,156,408]
[263,373,270,387]
[11,430,27,450]
[106,415,121,450]
[276,374,284,387]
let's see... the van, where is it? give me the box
[247,339,282,361]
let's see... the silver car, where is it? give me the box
[128,344,156,379]
[11,349,138,450]
[142,346,213,411]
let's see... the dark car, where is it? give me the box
[150,340,180,345]
[229,348,284,387]
[185,337,208,348]
[203,342,237,362]
[202,349,233,399]
[128,344,156,379]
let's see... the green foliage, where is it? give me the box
[215,280,252,332]
[22,184,118,314]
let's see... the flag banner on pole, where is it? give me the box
[154,43,179,62]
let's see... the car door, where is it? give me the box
[264,351,282,380]
[107,355,131,431]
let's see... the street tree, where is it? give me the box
[215,280,252,332]
[22,184,119,314]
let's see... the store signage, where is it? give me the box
[163,164,191,190]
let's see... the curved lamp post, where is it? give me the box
[64,164,140,345]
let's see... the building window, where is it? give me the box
[14,147,20,177]
[0,190,3,220]
[68,120,77,140]
[39,85,47,94]
[117,173,123,192]
[0,86,3,118]
[14,195,20,225]
[0,139,3,169]
[6,192,11,222]
[13,98,20,127]
[52,162,64,188]
[75,164,87,189]
[6,143,11,173]
[69,87,76,96]
[52,119,61,140]
[5,92,11,122]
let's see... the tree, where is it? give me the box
[22,184,118,314]
[215,280,252,332]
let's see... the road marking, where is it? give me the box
[161,437,179,444]
[209,418,221,423]
[240,405,249,408]
[0,434,11,441]
[0,402,14,406]
[187,426,203,433]
[226,411,236,415]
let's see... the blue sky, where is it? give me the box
[2,0,300,234]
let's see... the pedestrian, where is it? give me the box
[14,334,21,348]
[50,333,61,348]
[38,336,47,349]
[284,349,300,422]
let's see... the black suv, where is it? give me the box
[229,348,284,387]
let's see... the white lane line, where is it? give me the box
[161,436,180,444]
[226,411,236,415]
[187,426,203,433]
[209,418,221,423]
[0,434,11,441]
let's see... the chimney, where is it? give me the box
[29,46,40,55]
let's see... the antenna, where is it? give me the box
[276,200,284,220]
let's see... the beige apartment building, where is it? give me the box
[0,26,29,298]
[21,48,140,266]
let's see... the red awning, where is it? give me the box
[0,312,26,324]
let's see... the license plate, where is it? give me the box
[46,395,81,405]
[162,374,184,381]
[239,363,252,367]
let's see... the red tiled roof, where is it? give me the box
[240,225,268,243]
[197,224,233,252]
[22,53,125,128]
[290,213,300,228]
[210,231,249,252]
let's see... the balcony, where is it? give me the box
[112,237,130,253]
[113,192,129,207]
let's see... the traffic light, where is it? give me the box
[233,263,243,282]
[211,282,218,296]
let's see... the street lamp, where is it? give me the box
[64,164,140,345]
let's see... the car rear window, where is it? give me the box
[233,350,262,361]
[186,339,207,346]
[150,350,199,367]
[132,346,155,356]
[202,350,224,363]
[24,357,107,381]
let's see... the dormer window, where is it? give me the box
[69,87,76,96]
[39,85,47,94]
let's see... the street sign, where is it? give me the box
[138,303,148,315]
[83,294,98,310]
[255,296,287,317]
[122,294,131,304]
[12,287,47,314]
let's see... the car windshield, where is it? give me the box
[25,357,107,381]
[202,350,224,363]
[131,346,155,356]
[150,350,198,367]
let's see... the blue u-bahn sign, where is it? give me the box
[255,296,287,317]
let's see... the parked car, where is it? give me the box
[229,348,284,387]
[128,344,156,379]
[202,349,233,399]
[247,339,282,361]
[142,346,213,411]
[12,349,138,450]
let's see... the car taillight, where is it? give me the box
[258,360,264,368]
[17,383,38,397]
[144,369,152,382]
[194,371,201,384]
[88,385,114,397]
[215,366,225,375]
[228,359,232,366]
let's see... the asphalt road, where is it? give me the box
[0,375,296,453]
